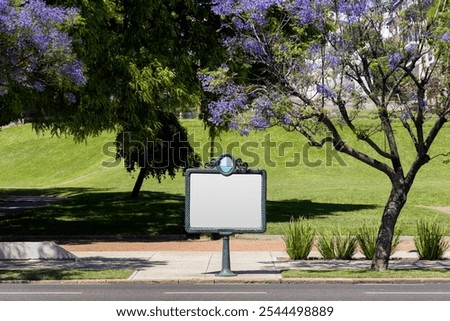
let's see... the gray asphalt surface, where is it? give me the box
[0,283,449,301]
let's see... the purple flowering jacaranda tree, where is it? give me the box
[0,0,86,124]
[200,0,450,270]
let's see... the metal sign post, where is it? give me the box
[217,233,235,277]
[185,154,266,277]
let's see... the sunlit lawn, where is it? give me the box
[0,119,449,237]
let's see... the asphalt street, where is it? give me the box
[0,283,449,301]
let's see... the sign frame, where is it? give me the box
[184,155,266,235]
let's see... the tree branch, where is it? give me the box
[400,117,419,152]
[429,151,450,162]
[377,106,403,176]
[424,113,448,152]
[405,112,449,189]
[319,114,394,178]
[335,98,392,159]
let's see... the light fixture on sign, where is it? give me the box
[217,154,235,176]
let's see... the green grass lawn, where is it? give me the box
[0,119,449,237]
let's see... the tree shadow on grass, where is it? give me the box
[267,199,379,223]
[0,188,379,240]
[0,188,185,239]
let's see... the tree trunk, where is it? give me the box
[371,184,407,271]
[130,168,146,199]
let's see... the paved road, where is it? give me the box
[1,283,450,301]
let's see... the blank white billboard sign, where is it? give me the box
[185,170,266,233]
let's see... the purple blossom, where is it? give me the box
[212,0,284,20]
[337,0,373,24]
[326,54,341,67]
[283,114,292,125]
[342,79,356,91]
[31,29,50,51]
[442,33,450,42]
[291,0,319,24]
[250,117,269,129]
[229,121,240,130]
[232,17,252,30]
[207,86,248,126]
[11,69,27,84]
[285,0,333,26]
[246,0,285,12]
[388,53,402,70]
[33,81,45,92]
[65,92,77,104]
[0,0,85,93]
[249,97,272,129]
[211,0,235,15]
[316,84,335,98]
[240,126,251,136]
[242,38,266,57]
[223,36,239,48]
[60,61,87,86]
[255,97,272,110]
[249,11,267,25]
[308,43,321,55]
[198,73,215,92]
[308,62,319,69]
[0,0,8,11]
[328,32,345,49]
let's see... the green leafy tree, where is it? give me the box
[116,111,200,199]
[35,0,223,196]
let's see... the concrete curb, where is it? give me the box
[1,278,450,285]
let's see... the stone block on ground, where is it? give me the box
[0,242,77,260]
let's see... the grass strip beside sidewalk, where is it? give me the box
[282,269,450,279]
[0,269,133,281]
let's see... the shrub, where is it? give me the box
[283,217,315,260]
[356,224,401,259]
[318,230,357,260]
[414,218,449,260]
[317,232,335,259]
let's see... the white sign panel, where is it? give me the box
[185,170,266,233]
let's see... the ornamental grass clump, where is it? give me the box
[283,217,315,260]
[414,219,449,260]
[356,224,401,259]
[318,230,356,260]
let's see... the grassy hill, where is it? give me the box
[0,125,133,190]
[0,120,449,237]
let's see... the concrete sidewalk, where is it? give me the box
[2,249,449,283]
[77,250,450,282]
